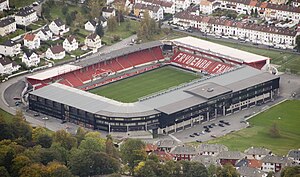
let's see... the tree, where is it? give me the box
[66,14,73,26]
[3,150,14,173]
[254,8,258,17]
[208,164,217,177]
[106,135,118,159]
[79,137,105,152]
[68,149,94,177]
[36,133,52,148]
[269,122,280,138]
[0,116,13,141]
[52,130,77,150]
[32,127,47,142]
[87,0,104,19]
[90,152,120,175]
[75,127,87,145]
[20,163,47,177]
[11,155,32,177]
[40,148,62,165]
[161,161,181,177]
[74,12,85,27]
[62,5,69,15]
[137,11,160,41]
[296,35,300,52]
[281,166,300,177]
[267,171,275,177]
[45,162,73,177]
[134,161,157,177]
[216,164,239,177]
[107,16,118,32]
[120,139,146,175]
[0,166,9,177]
[95,23,104,37]
[11,110,32,142]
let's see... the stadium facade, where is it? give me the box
[27,37,279,134]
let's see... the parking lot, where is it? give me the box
[171,99,281,143]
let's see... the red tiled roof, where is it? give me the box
[24,33,36,41]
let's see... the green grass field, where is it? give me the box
[90,67,199,103]
[207,100,300,155]
[0,109,14,123]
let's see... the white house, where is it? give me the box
[36,26,53,41]
[63,36,78,52]
[24,33,40,49]
[0,0,9,11]
[85,33,102,50]
[287,149,300,165]
[102,7,116,18]
[0,40,21,56]
[135,0,176,14]
[22,51,40,67]
[15,7,38,26]
[174,0,191,12]
[85,19,98,32]
[134,3,164,20]
[197,144,228,157]
[49,18,69,36]
[292,0,300,7]
[46,45,66,60]
[244,147,271,160]
[0,17,16,36]
[261,155,291,173]
[0,56,20,75]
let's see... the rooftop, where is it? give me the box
[172,36,269,63]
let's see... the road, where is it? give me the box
[0,35,137,135]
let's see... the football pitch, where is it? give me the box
[207,100,300,155]
[90,67,199,103]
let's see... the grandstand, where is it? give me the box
[27,36,278,134]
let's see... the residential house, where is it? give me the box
[0,40,21,56]
[173,11,298,49]
[15,7,38,26]
[235,158,263,169]
[197,144,228,156]
[22,51,40,67]
[85,19,98,32]
[292,0,300,7]
[102,7,116,18]
[217,151,245,166]
[237,166,267,177]
[0,17,16,36]
[63,36,78,52]
[244,147,271,160]
[287,149,300,165]
[46,45,65,60]
[135,0,176,14]
[0,0,9,11]
[170,145,197,161]
[85,33,102,50]
[155,139,181,152]
[24,33,40,49]
[145,144,158,154]
[174,0,191,12]
[150,150,174,162]
[134,3,164,20]
[99,16,107,28]
[49,18,69,36]
[261,155,291,173]
[191,155,221,167]
[36,26,53,41]
[0,56,20,75]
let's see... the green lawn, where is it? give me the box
[102,19,139,45]
[207,100,300,155]
[0,109,14,123]
[90,67,199,103]
[0,29,25,43]
[10,0,35,8]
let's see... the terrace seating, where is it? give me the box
[152,47,164,60]
[171,51,233,74]
[61,72,83,87]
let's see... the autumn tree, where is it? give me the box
[52,130,77,150]
[107,16,118,32]
[87,0,104,19]
[96,23,104,37]
[11,155,32,177]
[45,161,73,177]
[120,139,146,175]
[137,11,160,41]
[281,166,300,177]
[216,164,240,177]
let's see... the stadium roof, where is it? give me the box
[27,65,81,80]
[74,41,163,68]
[171,36,269,64]
[30,65,279,117]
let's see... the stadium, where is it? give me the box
[27,36,280,135]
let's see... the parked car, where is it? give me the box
[189,134,195,137]
[218,123,224,127]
